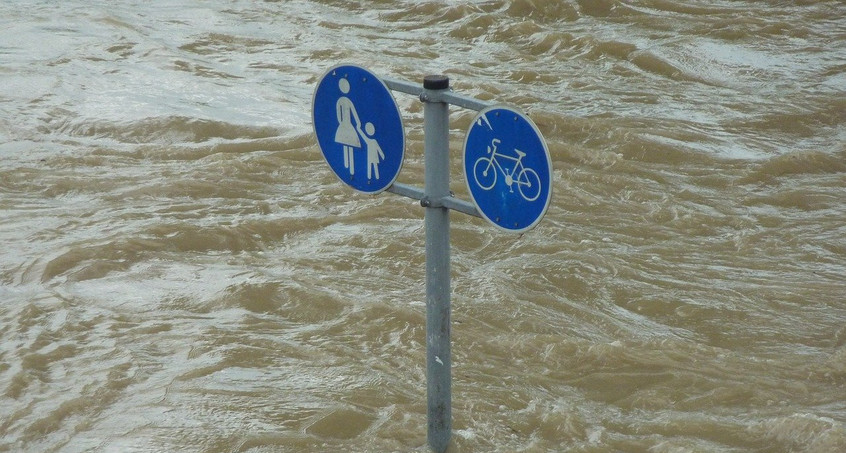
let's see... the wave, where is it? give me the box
[750,413,846,453]
[40,115,283,145]
[37,213,338,284]
[741,149,846,185]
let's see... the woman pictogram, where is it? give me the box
[334,78,362,176]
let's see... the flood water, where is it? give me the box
[1,1,845,451]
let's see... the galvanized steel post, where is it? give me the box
[422,74,451,453]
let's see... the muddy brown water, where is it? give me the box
[1,1,845,451]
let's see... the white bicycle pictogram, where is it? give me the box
[473,138,542,201]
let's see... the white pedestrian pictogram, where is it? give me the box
[333,78,385,179]
[359,122,385,180]
[334,78,362,176]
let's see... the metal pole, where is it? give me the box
[422,74,451,453]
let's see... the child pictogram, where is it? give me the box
[359,122,385,180]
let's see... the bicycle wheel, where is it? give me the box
[517,168,541,201]
[473,157,497,190]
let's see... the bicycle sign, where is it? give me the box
[463,106,552,233]
[473,138,542,202]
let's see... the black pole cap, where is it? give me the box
[423,75,449,90]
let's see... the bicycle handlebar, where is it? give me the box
[487,138,501,155]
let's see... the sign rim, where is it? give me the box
[311,63,405,194]
[462,105,553,233]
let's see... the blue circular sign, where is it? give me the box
[312,64,405,193]
[463,106,552,233]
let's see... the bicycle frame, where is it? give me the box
[485,139,529,189]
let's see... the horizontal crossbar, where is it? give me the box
[382,77,493,112]
[388,182,481,218]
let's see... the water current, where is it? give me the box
[1,1,845,451]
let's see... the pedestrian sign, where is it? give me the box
[463,106,552,233]
[312,64,405,193]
